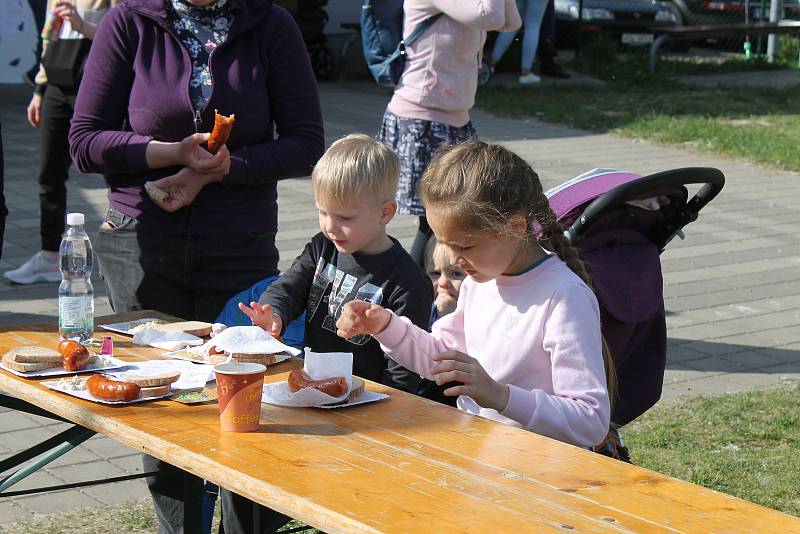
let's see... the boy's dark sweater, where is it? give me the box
[260,232,433,393]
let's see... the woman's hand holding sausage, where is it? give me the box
[177,133,230,175]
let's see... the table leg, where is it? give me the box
[0,392,69,422]
[0,425,95,493]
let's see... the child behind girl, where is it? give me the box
[337,140,615,448]
[424,236,466,328]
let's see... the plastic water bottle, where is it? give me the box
[58,213,94,342]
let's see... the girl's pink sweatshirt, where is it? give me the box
[375,257,611,447]
[388,0,521,127]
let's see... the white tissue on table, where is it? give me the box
[262,349,353,407]
[132,329,204,351]
[210,323,227,337]
[208,326,301,357]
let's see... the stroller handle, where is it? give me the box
[565,167,725,248]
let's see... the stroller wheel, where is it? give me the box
[477,58,494,87]
[311,45,336,81]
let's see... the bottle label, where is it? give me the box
[59,296,94,330]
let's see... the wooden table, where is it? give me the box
[1,312,799,533]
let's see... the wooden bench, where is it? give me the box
[649,20,800,72]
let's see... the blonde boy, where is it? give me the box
[240,133,433,391]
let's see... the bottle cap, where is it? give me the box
[66,213,84,226]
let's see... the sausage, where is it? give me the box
[86,374,141,402]
[207,110,235,154]
[58,339,91,372]
[287,369,348,397]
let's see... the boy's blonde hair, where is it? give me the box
[312,133,399,204]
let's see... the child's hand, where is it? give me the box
[335,300,391,339]
[435,293,458,317]
[238,301,283,338]
[431,351,510,412]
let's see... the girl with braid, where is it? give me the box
[337,140,615,450]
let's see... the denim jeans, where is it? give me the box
[94,206,280,533]
[491,0,549,72]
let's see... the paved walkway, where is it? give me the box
[678,68,800,87]
[1,80,799,522]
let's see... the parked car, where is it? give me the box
[665,0,800,26]
[554,0,680,47]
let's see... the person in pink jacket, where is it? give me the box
[379,0,521,265]
[337,141,615,449]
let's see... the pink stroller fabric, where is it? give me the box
[546,169,688,426]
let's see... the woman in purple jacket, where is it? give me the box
[68,0,324,532]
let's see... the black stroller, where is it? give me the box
[545,167,725,436]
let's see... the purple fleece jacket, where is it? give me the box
[69,0,324,235]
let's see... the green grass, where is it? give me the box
[624,382,800,516]
[476,42,800,172]
[0,498,317,534]
[1,385,796,531]
[0,500,159,534]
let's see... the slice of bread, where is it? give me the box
[152,321,213,337]
[228,353,284,365]
[346,377,366,402]
[4,346,61,364]
[144,181,168,202]
[138,384,172,399]
[2,355,57,373]
[122,371,181,388]
[323,377,366,406]
[2,346,62,373]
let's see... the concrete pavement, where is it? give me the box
[1,80,799,522]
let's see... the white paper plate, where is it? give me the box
[1,356,128,378]
[314,391,389,409]
[262,380,388,409]
[99,317,165,336]
[42,377,172,405]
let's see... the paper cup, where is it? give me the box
[214,362,266,432]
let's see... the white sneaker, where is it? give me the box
[4,251,61,284]
[518,72,541,85]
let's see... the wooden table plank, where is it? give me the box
[1,313,798,533]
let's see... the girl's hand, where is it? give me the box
[53,1,83,29]
[238,302,283,338]
[335,300,391,339]
[27,94,42,128]
[148,167,222,212]
[177,133,230,175]
[431,351,510,411]
[435,293,458,317]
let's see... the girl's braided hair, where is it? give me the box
[420,140,616,404]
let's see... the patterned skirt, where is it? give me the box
[378,110,477,216]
